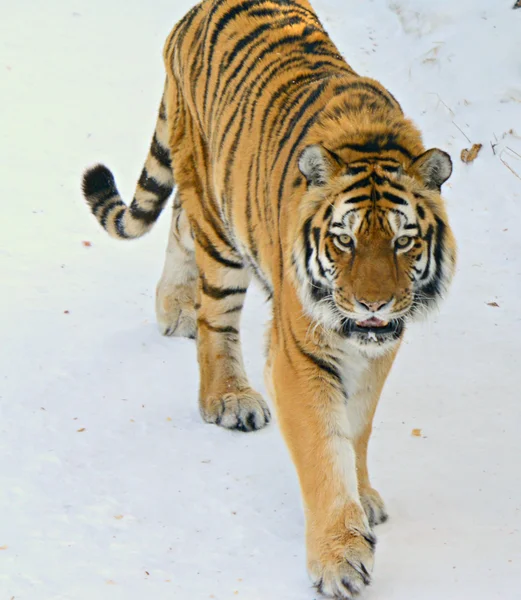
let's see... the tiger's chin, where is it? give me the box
[338,318,406,357]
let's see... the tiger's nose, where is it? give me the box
[357,298,393,312]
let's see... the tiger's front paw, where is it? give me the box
[200,389,271,432]
[360,487,388,527]
[308,509,376,599]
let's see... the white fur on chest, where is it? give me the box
[338,344,374,440]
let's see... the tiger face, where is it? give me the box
[293,145,457,355]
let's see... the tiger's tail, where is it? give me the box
[82,94,173,239]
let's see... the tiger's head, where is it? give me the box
[292,143,456,356]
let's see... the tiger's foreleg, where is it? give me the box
[193,239,271,432]
[266,290,391,597]
[353,346,398,528]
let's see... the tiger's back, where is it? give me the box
[164,0,415,292]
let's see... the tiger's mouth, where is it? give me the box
[340,317,404,340]
[353,317,397,335]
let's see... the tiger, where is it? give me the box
[81,0,457,597]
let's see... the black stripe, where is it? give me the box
[129,204,163,225]
[188,153,231,248]
[243,254,273,297]
[424,216,446,293]
[198,319,239,335]
[324,243,335,265]
[201,276,248,299]
[174,3,202,49]
[150,134,171,168]
[290,328,343,386]
[174,211,182,236]
[312,226,328,279]
[344,194,371,204]
[227,15,312,68]
[324,204,333,221]
[426,216,447,292]
[302,218,329,302]
[384,179,406,192]
[222,98,251,215]
[303,217,313,274]
[164,3,202,60]
[343,157,375,166]
[382,191,408,206]
[300,40,343,61]
[223,305,244,314]
[192,222,244,269]
[90,190,119,215]
[114,206,131,238]
[345,165,368,175]
[158,100,166,121]
[99,200,124,227]
[339,137,413,160]
[245,158,259,260]
[341,176,371,195]
[333,81,398,108]
[137,170,172,199]
[421,224,434,280]
[217,79,251,152]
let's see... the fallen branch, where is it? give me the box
[428,92,455,116]
[452,121,471,143]
[500,156,521,181]
[505,146,521,160]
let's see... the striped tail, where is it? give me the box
[82,97,174,239]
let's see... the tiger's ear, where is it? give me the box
[409,149,452,190]
[298,145,341,187]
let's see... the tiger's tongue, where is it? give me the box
[356,317,387,327]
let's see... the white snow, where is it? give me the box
[1,0,520,598]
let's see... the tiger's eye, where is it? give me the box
[395,235,412,249]
[337,234,353,247]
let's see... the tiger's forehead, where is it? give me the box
[330,206,414,237]
[328,164,419,235]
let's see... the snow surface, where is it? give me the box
[1,1,520,598]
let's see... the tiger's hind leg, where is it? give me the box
[194,241,271,432]
[155,193,198,338]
